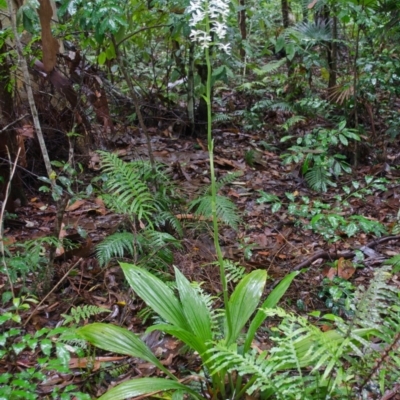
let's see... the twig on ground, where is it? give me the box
[292,235,400,270]
[23,257,83,327]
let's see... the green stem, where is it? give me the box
[204,37,232,336]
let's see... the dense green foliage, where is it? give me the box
[1,0,400,398]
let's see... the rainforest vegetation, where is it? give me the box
[0,0,400,399]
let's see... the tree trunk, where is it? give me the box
[328,15,338,88]
[238,0,247,60]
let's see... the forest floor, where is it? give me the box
[3,122,400,397]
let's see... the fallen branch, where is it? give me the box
[292,235,400,270]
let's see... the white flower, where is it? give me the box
[210,20,227,39]
[216,42,231,53]
[187,0,231,54]
[190,30,212,48]
[189,9,206,26]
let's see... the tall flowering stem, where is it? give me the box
[187,0,232,337]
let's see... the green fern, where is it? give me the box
[222,260,246,283]
[62,305,110,325]
[96,230,181,268]
[212,113,232,123]
[153,210,184,237]
[189,194,240,230]
[98,151,155,224]
[281,115,306,132]
[254,58,286,75]
[305,164,333,192]
[96,232,136,267]
[207,266,400,399]
[384,254,400,273]
[188,172,241,230]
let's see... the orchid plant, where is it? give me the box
[75,2,299,399]
[187,0,233,335]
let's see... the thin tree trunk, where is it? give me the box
[281,0,295,90]
[328,13,337,88]
[187,42,195,136]
[6,0,54,181]
[238,0,247,60]
[113,37,155,168]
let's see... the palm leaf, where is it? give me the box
[174,266,213,343]
[98,378,200,400]
[77,323,172,377]
[225,270,267,345]
[120,263,189,330]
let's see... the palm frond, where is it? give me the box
[287,20,333,46]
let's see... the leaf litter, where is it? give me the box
[2,124,400,396]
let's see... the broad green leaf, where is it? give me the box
[106,43,116,60]
[174,267,212,343]
[77,323,172,377]
[271,202,282,213]
[226,270,267,345]
[147,324,209,356]
[40,339,52,356]
[339,134,348,146]
[344,222,358,237]
[120,263,188,330]
[98,378,199,400]
[338,120,347,130]
[98,51,107,65]
[244,271,299,352]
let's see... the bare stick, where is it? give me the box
[0,147,21,299]
[24,257,83,327]
[5,0,54,181]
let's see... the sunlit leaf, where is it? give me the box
[77,323,172,377]
[174,267,212,343]
[244,271,299,352]
[226,270,267,345]
[120,263,189,330]
[98,378,198,400]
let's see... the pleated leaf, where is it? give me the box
[244,271,299,352]
[174,266,213,343]
[120,263,188,330]
[77,323,171,376]
[98,378,199,400]
[147,324,209,355]
[226,270,267,345]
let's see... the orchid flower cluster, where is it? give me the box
[187,0,231,53]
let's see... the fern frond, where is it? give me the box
[137,230,182,267]
[62,305,110,325]
[281,115,306,131]
[96,232,136,267]
[153,210,184,237]
[189,194,240,230]
[254,58,286,75]
[222,260,246,283]
[98,151,155,223]
[305,164,332,192]
[215,171,242,191]
[212,113,232,123]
